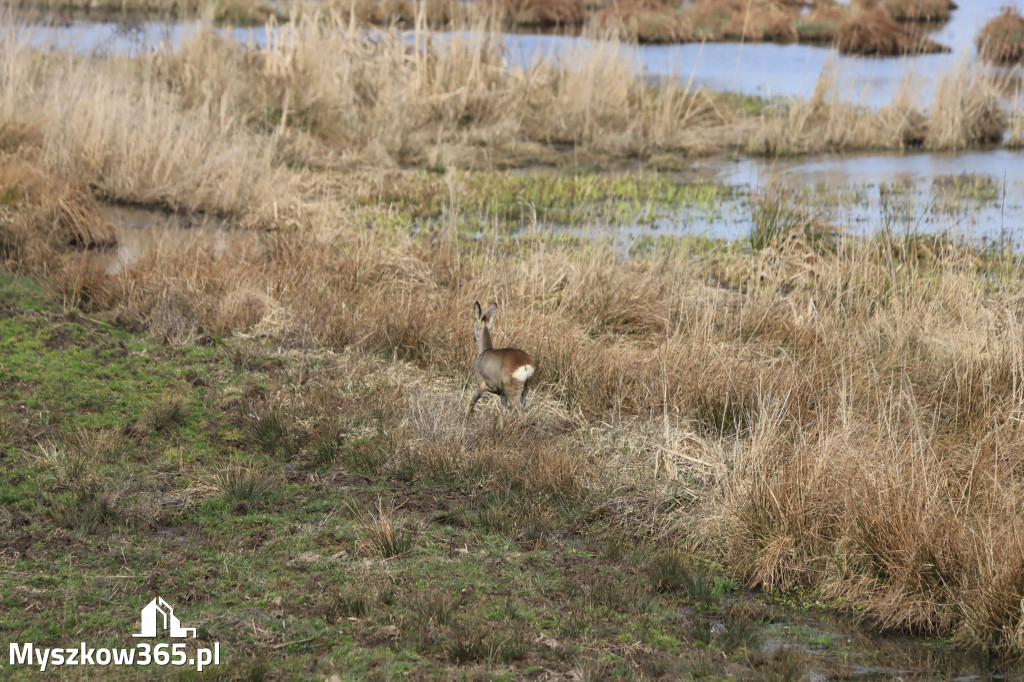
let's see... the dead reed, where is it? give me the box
[0,13,1014,196]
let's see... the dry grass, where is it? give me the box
[794,4,845,43]
[8,140,1024,652]
[496,0,586,27]
[977,6,1024,66]
[8,0,280,24]
[745,64,928,154]
[0,13,1012,191]
[0,27,287,220]
[925,57,1007,150]
[597,0,691,44]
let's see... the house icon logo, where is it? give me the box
[133,597,196,638]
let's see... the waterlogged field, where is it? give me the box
[4,5,1024,681]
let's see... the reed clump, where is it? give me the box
[0,14,1013,182]
[977,6,1024,66]
[836,3,949,55]
[883,0,956,23]
[925,57,1007,150]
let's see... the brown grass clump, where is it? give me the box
[977,7,1024,66]
[836,5,950,55]
[883,0,956,23]
[0,156,116,271]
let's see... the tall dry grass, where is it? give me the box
[0,26,286,218]
[0,12,1016,199]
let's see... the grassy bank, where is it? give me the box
[4,9,1024,672]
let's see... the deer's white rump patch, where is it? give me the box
[512,365,535,382]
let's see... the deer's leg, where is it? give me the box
[520,380,529,407]
[507,380,527,419]
[467,389,484,416]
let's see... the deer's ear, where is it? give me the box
[483,302,498,323]
[473,301,482,320]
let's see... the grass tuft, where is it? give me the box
[359,498,414,558]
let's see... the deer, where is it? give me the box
[467,301,535,417]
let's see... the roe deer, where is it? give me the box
[467,301,535,416]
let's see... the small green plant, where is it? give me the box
[47,489,120,533]
[311,428,345,467]
[142,399,186,433]
[559,608,591,638]
[38,440,100,495]
[445,621,528,666]
[748,188,814,251]
[719,607,762,651]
